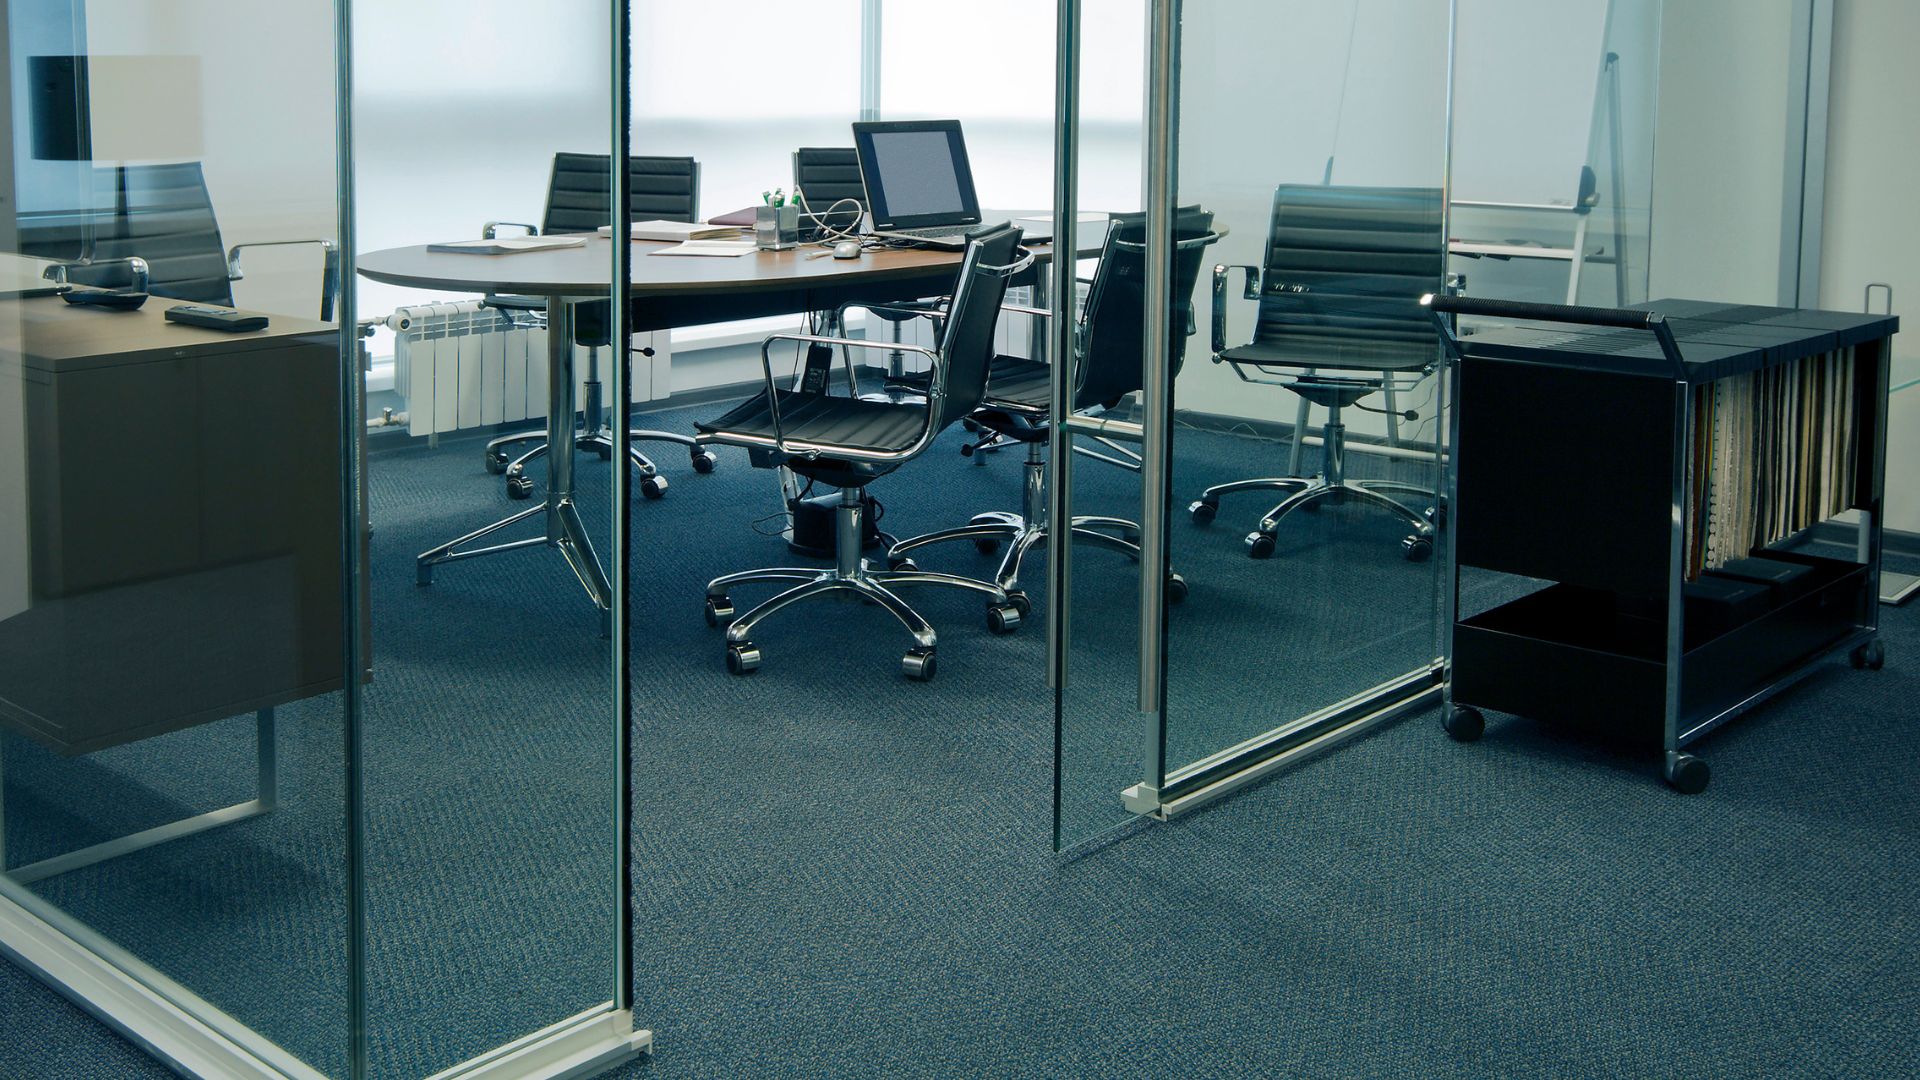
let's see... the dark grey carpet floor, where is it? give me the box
[3,401,1916,1079]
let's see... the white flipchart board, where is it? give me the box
[1450,0,1614,207]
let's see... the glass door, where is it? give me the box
[1055,0,1455,841]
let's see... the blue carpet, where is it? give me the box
[2,400,1916,1079]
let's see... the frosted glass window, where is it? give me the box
[882,0,1146,213]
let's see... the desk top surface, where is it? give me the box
[1460,298,1900,380]
[356,232,1083,297]
[2,294,335,373]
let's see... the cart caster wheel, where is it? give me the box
[640,475,668,499]
[704,596,733,629]
[1006,591,1032,619]
[1189,498,1218,526]
[1402,535,1434,562]
[902,648,936,681]
[986,604,1022,635]
[1245,531,1276,560]
[725,642,761,676]
[1166,573,1189,605]
[484,449,508,475]
[887,556,919,573]
[506,474,534,500]
[1664,753,1710,794]
[973,537,1001,557]
[1443,705,1484,742]
[691,451,718,474]
[1850,640,1885,671]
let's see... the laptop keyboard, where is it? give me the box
[883,225,969,240]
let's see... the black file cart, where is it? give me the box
[1425,296,1898,793]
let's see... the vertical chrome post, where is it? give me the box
[1046,0,1080,696]
[609,0,635,1017]
[1136,0,1178,795]
[331,0,368,1074]
[1662,379,1692,772]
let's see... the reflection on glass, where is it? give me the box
[1451,0,1662,307]
[1,0,350,1073]
[1162,0,1451,786]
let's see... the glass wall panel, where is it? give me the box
[349,0,626,1074]
[1160,0,1451,792]
[0,0,350,1074]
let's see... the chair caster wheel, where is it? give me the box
[1245,531,1276,559]
[640,475,668,499]
[484,449,508,474]
[1443,705,1484,742]
[1424,503,1447,526]
[973,537,1001,556]
[1402,535,1434,562]
[506,474,534,500]
[888,556,919,573]
[987,603,1022,635]
[1166,573,1189,605]
[1850,640,1885,670]
[592,443,614,461]
[1006,591,1032,619]
[704,596,733,629]
[691,451,718,474]
[961,418,980,434]
[1664,753,1710,794]
[725,642,761,675]
[902,647,936,681]
[1189,498,1218,526]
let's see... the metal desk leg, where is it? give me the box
[416,296,612,618]
[4,710,279,885]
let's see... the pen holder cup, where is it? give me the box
[755,205,800,251]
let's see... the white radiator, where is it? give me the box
[386,300,671,439]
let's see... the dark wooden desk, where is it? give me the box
[0,296,354,755]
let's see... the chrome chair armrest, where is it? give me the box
[482,221,540,240]
[226,238,339,320]
[746,333,943,461]
[43,255,150,294]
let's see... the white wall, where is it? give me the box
[1646,0,1798,305]
[84,0,339,319]
[1819,0,1920,534]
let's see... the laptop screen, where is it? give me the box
[853,120,982,231]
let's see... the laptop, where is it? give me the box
[852,119,984,250]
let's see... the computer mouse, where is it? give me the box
[832,240,863,260]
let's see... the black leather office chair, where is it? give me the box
[697,224,1030,681]
[1188,184,1444,562]
[20,161,339,319]
[791,147,866,238]
[481,153,716,499]
[882,208,1220,604]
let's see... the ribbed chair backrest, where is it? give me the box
[936,224,1025,425]
[1076,205,1217,410]
[17,162,236,304]
[792,147,866,236]
[1254,184,1444,369]
[541,153,700,234]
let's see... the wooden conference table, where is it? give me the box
[357,232,1078,626]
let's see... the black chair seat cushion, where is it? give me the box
[891,354,1050,409]
[700,390,926,454]
[1222,338,1432,373]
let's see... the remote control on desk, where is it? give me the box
[62,289,148,310]
[164,305,269,332]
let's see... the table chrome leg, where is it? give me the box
[6,709,279,886]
